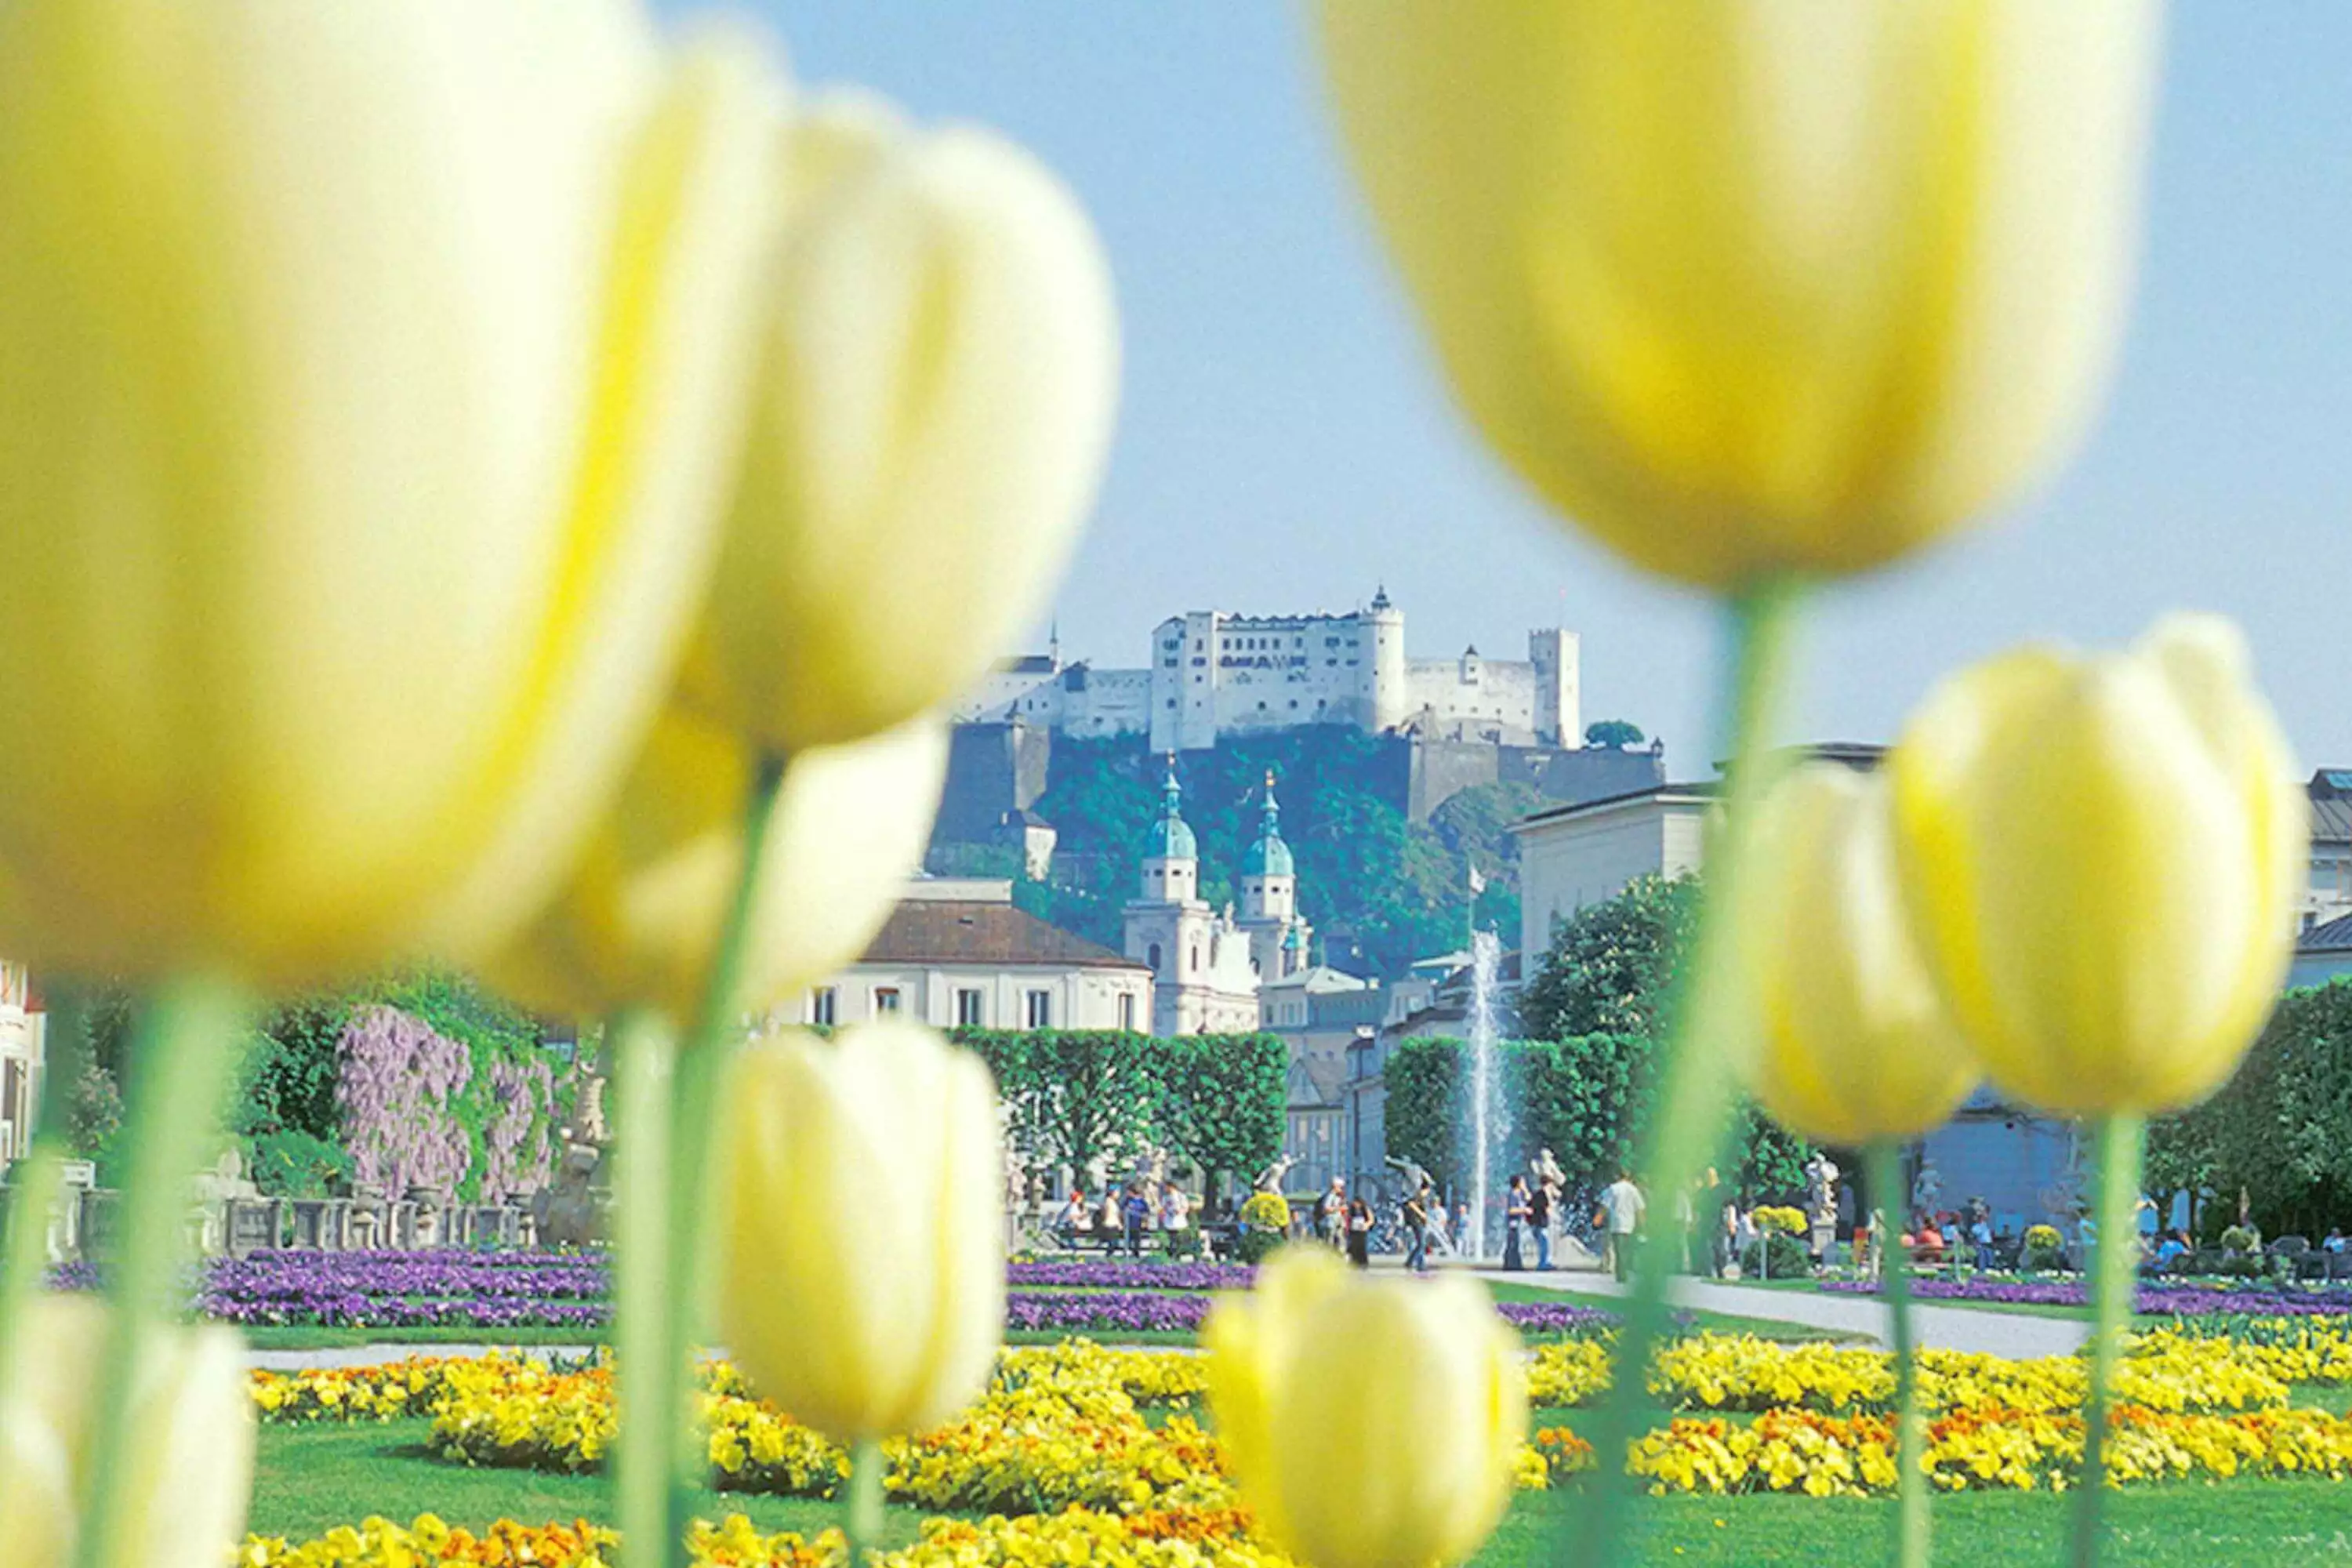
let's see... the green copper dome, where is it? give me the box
[1147,764,1196,861]
[1247,773,1294,877]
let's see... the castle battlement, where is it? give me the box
[953,590,1578,753]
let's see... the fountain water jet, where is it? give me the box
[1465,929,1504,1261]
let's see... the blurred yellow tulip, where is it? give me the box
[486,708,946,1022]
[718,1022,1004,1443]
[685,94,1120,750]
[1315,1,2162,587]
[1203,1248,1523,1568]
[0,2,784,982]
[0,1295,252,1568]
[1736,762,1978,1145]
[1890,615,2304,1116]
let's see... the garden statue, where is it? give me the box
[568,1069,611,1149]
[1803,1152,1839,1228]
[1911,1157,1943,1218]
[532,1144,604,1248]
[1532,1147,1566,1202]
[1254,1153,1298,1194]
[1385,1154,1432,1197]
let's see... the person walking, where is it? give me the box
[1401,1184,1429,1274]
[1598,1167,1645,1283]
[1096,1188,1123,1255]
[1455,1200,1472,1258]
[1529,1176,1553,1270]
[1503,1175,1531,1272]
[1121,1184,1149,1258]
[1056,1189,1087,1250]
[1314,1177,1347,1249]
[1345,1196,1373,1269]
[1160,1182,1190,1251]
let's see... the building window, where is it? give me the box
[873,986,902,1014]
[1026,989,1053,1029]
[956,988,985,1027]
[1148,942,1163,970]
[1189,945,1200,973]
[1118,993,1136,1031]
[810,987,837,1026]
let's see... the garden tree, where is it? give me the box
[1146,1033,1287,1209]
[1584,719,1646,749]
[1518,873,1700,1039]
[1515,873,1812,1202]
[956,1028,1161,1189]
[2147,978,2352,1239]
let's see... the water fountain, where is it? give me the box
[1464,928,1504,1261]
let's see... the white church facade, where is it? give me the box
[954,590,1580,754]
[1122,768,1314,1035]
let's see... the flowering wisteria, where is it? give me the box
[479,1055,557,1203]
[1822,1276,2352,1317]
[336,1007,476,1196]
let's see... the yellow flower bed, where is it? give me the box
[1626,1404,2352,1497]
[249,1359,463,1425]
[239,1508,1299,1568]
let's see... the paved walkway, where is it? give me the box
[1478,1266,2089,1357]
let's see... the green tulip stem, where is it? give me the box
[2073,1112,2144,1568]
[1864,1139,1929,1568]
[612,1007,678,1568]
[1570,575,1806,1568]
[659,750,790,1566]
[844,1439,887,1566]
[71,974,249,1568]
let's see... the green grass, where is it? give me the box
[253,1417,2352,1566]
[251,1419,934,1548]
[1473,1484,2352,1567]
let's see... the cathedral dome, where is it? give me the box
[1146,763,1196,862]
[1247,772,1294,877]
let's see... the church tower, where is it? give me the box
[1238,771,1310,981]
[1125,758,1218,1033]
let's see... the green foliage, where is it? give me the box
[246,1128,354,1199]
[1025,731,1515,975]
[64,1058,122,1171]
[1148,1033,1286,1185]
[1511,873,1812,1204]
[2148,979,2352,1237]
[956,1029,1160,1185]
[1584,720,1646,749]
[1740,1232,1811,1279]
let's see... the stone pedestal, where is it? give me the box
[226,1198,285,1258]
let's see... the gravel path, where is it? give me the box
[1480,1268,2089,1357]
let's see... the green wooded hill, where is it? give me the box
[942,728,1534,978]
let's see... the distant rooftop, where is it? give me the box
[860,899,1146,972]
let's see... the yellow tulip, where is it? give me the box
[486,708,946,1022]
[685,94,1120,750]
[1889,615,2305,1116]
[1314,2,2162,587]
[0,2,784,982]
[1737,762,1979,1145]
[718,1022,1005,1443]
[1203,1248,1524,1568]
[0,1295,252,1568]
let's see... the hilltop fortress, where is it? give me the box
[954,588,1580,753]
[935,593,1661,849]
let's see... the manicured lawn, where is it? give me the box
[1477,1485,2352,1567]
[1488,1279,1855,1343]
[253,1418,2352,1566]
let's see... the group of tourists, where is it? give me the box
[1052,1180,1189,1256]
[1310,1176,1378,1269]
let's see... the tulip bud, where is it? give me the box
[0,1295,252,1568]
[486,707,946,1022]
[1890,615,2305,1116]
[1734,763,1978,1145]
[685,97,1120,750]
[0,3,785,982]
[1203,1248,1524,1568]
[718,1023,1005,1443]
[1315,2,2162,587]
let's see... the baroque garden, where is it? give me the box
[0,7,2343,1568]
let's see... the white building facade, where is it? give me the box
[952,590,1579,754]
[779,880,1152,1034]
[1122,768,1312,1035]
[1512,784,1715,963]
[0,962,43,1166]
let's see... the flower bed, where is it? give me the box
[1822,1276,2352,1318]
[1006,1260,1255,1290]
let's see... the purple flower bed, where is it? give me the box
[1821,1276,2352,1319]
[1007,1260,1255,1291]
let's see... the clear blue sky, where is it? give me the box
[664,2,2352,773]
